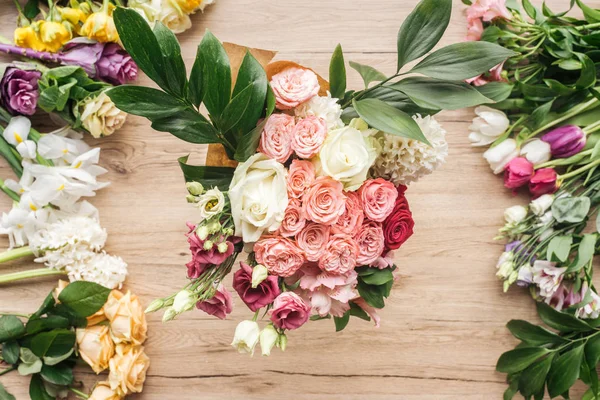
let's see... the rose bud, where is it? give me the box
[76,325,115,373]
[233,261,280,312]
[0,67,41,116]
[529,168,559,198]
[504,157,534,189]
[270,292,311,330]
[541,125,586,158]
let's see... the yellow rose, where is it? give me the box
[38,21,72,53]
[59,7,88,25]
[89,382,121,400]
[108,344,150,396]
[14,26,46,52]
[76,325,115,374]
[79,92,127,138]
[81,10,119,43]
[104,290,147,345]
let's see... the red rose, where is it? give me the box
[233,262,281,312]
[382,185,414,251]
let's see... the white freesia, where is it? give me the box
[197,188,225,220]
[294,93,344,131]
[371,114,447,185]
[530,194,554,216]
[483,138,519,174]
[468,106,510,146]
[3,116,37,159]
[229,153,288,243]
[0,208,38,248]
[520,139,551,166]
[80,92,127,138]
[231,320,260,355]
[37,134,90,165]
[532,260,566,298]
[504,205,527,225]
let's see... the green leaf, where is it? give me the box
[32,292,56,319]
[23,0,40,19]
[25,316,72,336]
[188,49,204,107]
[48,304,87,328]
[496,347,550,374]
[585,334,600,368]
[30,330,75,358]
[396,0,452,71]
[537,302,592,332]
[0,134,23,177]
[577,0,600,22]
[2,341,19,365]
[567,234,597,273]
[0,383,15,400]
[57,281,110,318]
[410,42,516,81]
[334,313,350,332]
[356,281,385,309]
[389,77,493,110]
[40,364,73,386]
[198,30,232,118]
[475,82,514,102]
[576,53,597,90]
[43,348,73,366]
[18,348,42,376]
[113,7,168,91]
[546,235,573,262]
[348,302,370,321]
[29,374,53,400]
[107,86,188,119]
[518,353,555,397]
[352,98,429,144]
[506,320,565,346]
[0,316,25,343]
[552,196,591,223]
[150,108,219,144]
[522,0,538,19]
[359,268,394,286]
[349,61,387,89]
[547,344,585,398]
[178,155,235,191]
[329,44,347,99]
[153,22,188,97]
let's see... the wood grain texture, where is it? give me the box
[0,1,593,398]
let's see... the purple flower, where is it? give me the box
[541,125,586,158]
[0,67,41,116]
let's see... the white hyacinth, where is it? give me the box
[294,94,344,131]
[29,216,107,255]
[371,114,448,185]
[67,252,128,290]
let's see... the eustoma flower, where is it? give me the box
[0,67,41,116]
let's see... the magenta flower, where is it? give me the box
[185,223,235,279]
[196,284,233,320]
[541,125,586,158]
[0,67,41,116]
[232,261,280,312]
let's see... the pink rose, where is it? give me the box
[467,0,512,22]
[270,292,311,330]
[291,116,327,159]
[466,17,484,41]
[332,191,364,235]
[296,222,331,262]
[270,67,320,110]
[196,284,233,320]
[258,113,295,163]
[279,199,306,237]
[303,176,346,225]
[319,234,359,275]
[287,159,315,199]
[233,261,280,312]
[359,178,398,222]
[355,221,385,266]
[254,237,305,277]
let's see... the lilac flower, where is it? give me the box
[0,67,41,116]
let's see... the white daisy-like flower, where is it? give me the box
[371,114,448,185]
[294,93,344,131]
[66,251,128,289]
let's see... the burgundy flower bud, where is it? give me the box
[0,67,42,116]
[541,125,586,158]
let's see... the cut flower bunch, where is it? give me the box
[0,280,149,399]
[107,0,514,356]
[464,0,600,398]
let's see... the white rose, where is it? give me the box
[520,139,551,166]
[80,92,127,139]
[483,138,519,174]
[530,194,554,216]
[468,106,510,146]
[229,153,288,243]
[504,205,527,224]
[294,93,344,131]
[197,188,225,220]
[315,122,378,190]
[156,0,192,33]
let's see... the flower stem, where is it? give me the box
[0,43,61,63]
[526,98,599,140]
[0,312,30,318]
[559,158,600,181]
[0,247,34,263]
[0,178,20,202]
[584,120,600,135]
[0,268,66,284]
[0,366,16,376]
[69,388,90,399]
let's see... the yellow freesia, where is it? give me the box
[38,21,72,52]
[81,9,119,43]
[174,0,203,14]
[14,26,47,52]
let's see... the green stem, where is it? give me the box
[526,98,599,140]
[341,73,404,108]
[536,149,594,169]
[0,312,29,318]
[0,178,20,202]
[252,310,260,322]
[0,247,34,263]
[572,22,600,31]
[102,0,110,12]
[584,120,600,135]
[560,158,600,181]
[0,366,16,376]
[0,268,66,284]
[69,388,89,399]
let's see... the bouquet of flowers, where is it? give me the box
[0,280,149,399]
[107,0,513,356]
[464,0,600,398]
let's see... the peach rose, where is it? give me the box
[302,176,346,225]
[319,234,359,275]
[89,382,121,400]
[359,178,398,222]
[270,67,320,110]
[355,221,385,266]
[258,113,295,163]
[279,199,307,237]
[76,325,115,374]
[291,116,327,159]
[108,344,150,396]
[103,290,147,345]
[254,237,306,277]
[296,222,331,262]
[287,159,315,199]
[332,191,364,235]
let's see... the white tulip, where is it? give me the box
[520,139,551,166]
[530,194,554,216]
[231,320,260,355]
[468,106,510,146]
[504,205,527,225]
[483,138,519,174]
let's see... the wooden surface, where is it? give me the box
[0,1,591,399]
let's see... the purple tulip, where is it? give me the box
[541,125,586,158]
[0,67,41,116]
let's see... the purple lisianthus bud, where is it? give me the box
[541,125,586,158]
[96,43,138,85]
[0,67,42,116]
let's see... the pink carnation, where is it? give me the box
[303,176,346,225]
[254,237,305,277]
[332,191,364,235]
[287,159,315,199]
[196,284,233,320]
[355,221,385,266]
[279,199,306,237]
[270,292,311,330]
[296,222,331,262]
[270,67,320,110]
[318,234,359,275]
[359,178,398,223]
[258,113,295,163]
[291,116,327,159]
